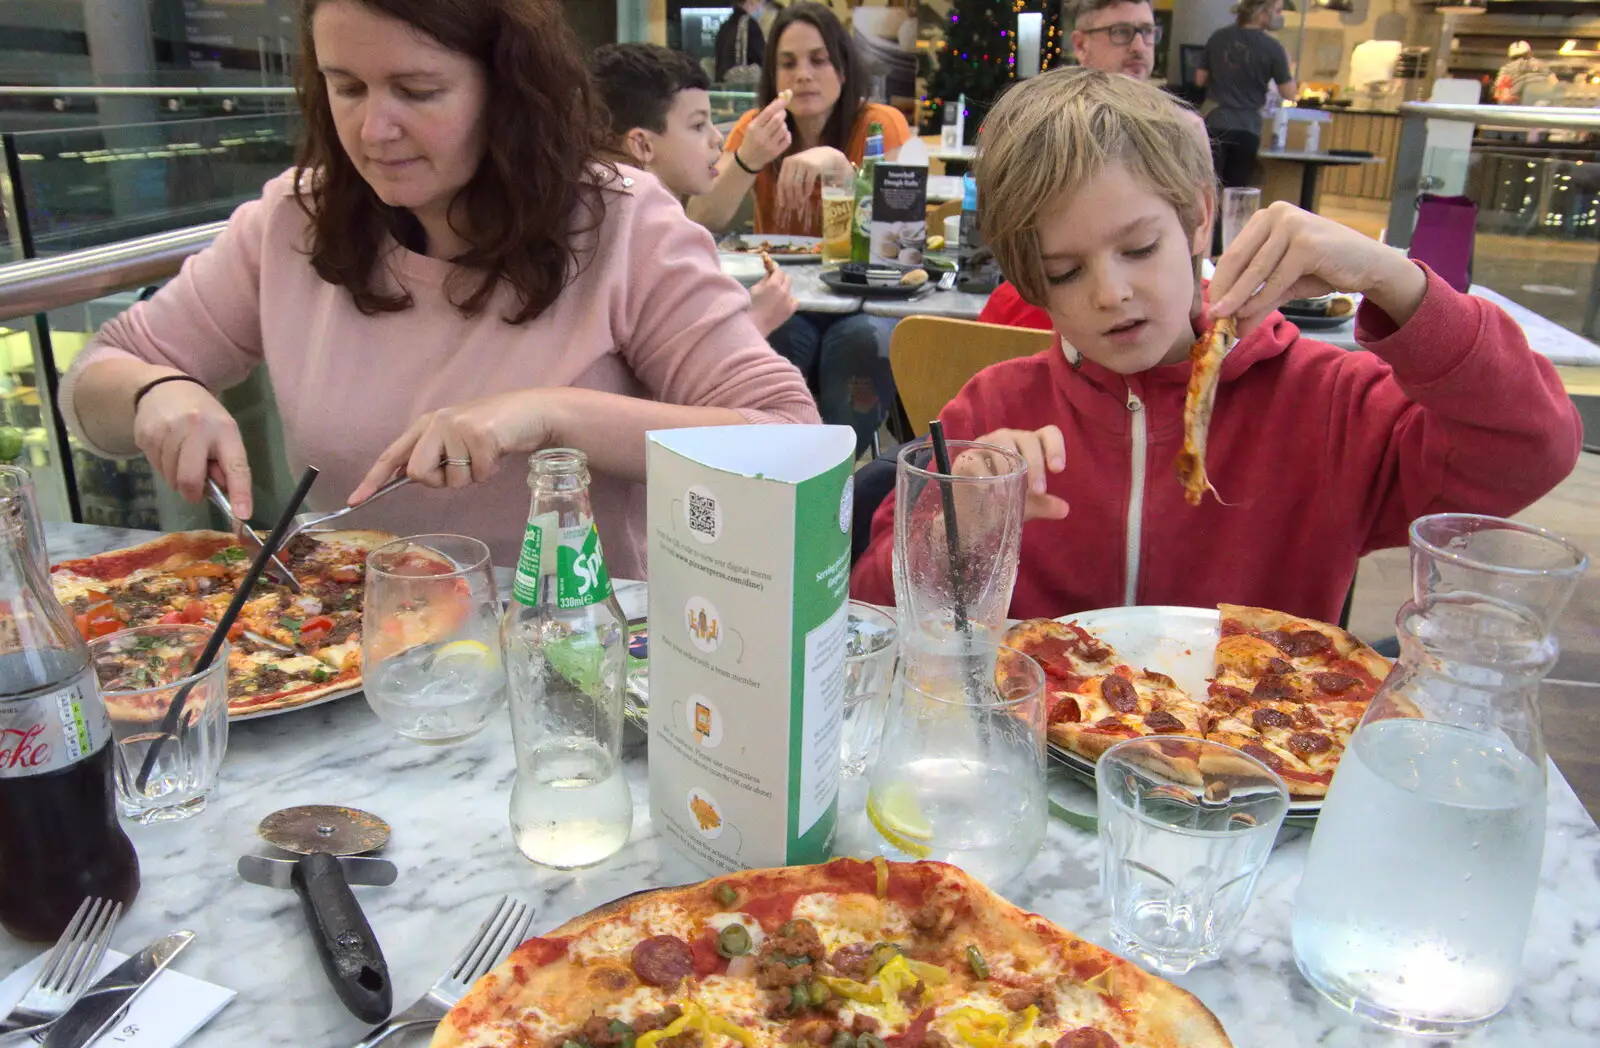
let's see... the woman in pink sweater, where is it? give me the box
[61,0,818,577]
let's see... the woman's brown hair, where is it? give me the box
[292,0,611,324]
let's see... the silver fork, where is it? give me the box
[277,474,414,549]
[0,898,122,1043]
[351,896,535,1048]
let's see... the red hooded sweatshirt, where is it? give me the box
[852,265,1583,623]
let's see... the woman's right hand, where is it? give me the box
[748,266,798,336]
[774,146,851,218]
[133,379,254,517]
[735,94,793,172]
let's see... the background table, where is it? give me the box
[9,522,1599,1047]
[1258,150,1386,211]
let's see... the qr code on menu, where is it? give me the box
[688,491,717,538]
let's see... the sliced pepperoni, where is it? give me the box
[1026,637,1081,679]
[1252,707,1292,732]
[1056,1029,1120,1048]
[1064,623,1112,662]
[1313,672,1361,695]
[631,935,694,988]
[1094,715,1126,730]
[1049,695,1083,724]
[1265,657,1294,676]
[1242,743,1285,771]
[1101,675,1138,713]
[1288,731,1333,756]
[1290,706,1326,731]
[1140,668,1178,689]
[1267,628,1333,658]
[1252,676,1296,701]
[1142,710,1185,734]
[1206,683,1250,714]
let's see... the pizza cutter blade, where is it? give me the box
[244,805,394,1023]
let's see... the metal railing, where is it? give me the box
[0,86,295,98]
[1388,101,1600,249]
[0,222,222,323]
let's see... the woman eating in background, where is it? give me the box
[689,1,911,458]
[58,0,817,578]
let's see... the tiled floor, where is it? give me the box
[1344,453,1600,820]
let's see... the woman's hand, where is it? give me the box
[774,147,851,220]
[958,426,1070,523]
[349,389,557,504]
[748,266,798,336]
[736,94,794,171]
[133,380,254,517]
[1209,201,1428,337]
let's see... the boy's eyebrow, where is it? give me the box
[1039,214,1163,260]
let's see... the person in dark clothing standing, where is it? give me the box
[715,1,770,84]
[1196,0,1295,189]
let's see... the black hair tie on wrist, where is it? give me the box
[733,150,760,176]
[132,374,206,413]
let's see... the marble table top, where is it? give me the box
[11,522,1600,1048]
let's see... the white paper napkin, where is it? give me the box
[0,947,234,1047]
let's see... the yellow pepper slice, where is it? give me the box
[634,1003,754,1048]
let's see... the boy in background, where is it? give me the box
[591,44,796,336]
[852,69,1580,623]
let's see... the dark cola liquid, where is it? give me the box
[0,649,140,942]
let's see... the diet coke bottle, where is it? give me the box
[0,496,138,941]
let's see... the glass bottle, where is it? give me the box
[0,495,140,940]
[851,121,885,263]
[501,450,631,869]
[1292,514,1587,1037]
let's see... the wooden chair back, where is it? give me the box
[889,317,1055,437]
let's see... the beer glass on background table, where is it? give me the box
[821,169,855,268]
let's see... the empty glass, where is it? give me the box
[362,535,506,744]
[1221,187,1261,253]
[89,624,228,823]
[842,602,898,776]
[865,635,1046,886]
[1097,736,1289,974]
[893,441,1026,643]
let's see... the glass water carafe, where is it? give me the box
[1292,514,1587,1038]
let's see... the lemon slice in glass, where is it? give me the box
[867,781,934,858]
[429,639,497,671]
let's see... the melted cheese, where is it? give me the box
[569,899,699,965]
[790,892,911,950]
[693,974,768,1023]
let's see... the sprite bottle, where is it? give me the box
[501,449,631,868]
[851,122,885,263]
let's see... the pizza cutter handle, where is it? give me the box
[291,850,393,1024]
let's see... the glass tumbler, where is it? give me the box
[1221,187,1261,253]
[821,169,855,268]
[842,602,898,776]
[866,635,1046,886]
[1098,736,1289,974]
[893,441,1026,643]
[362,535,506,744]
[90,624,229,823]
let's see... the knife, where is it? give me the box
[237,854,399,889]
[204,478,302,593]
[42,931,194,1048]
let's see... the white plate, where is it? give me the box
[720,234,824,264]
[718,253,767,287]
[229,685,362,722]
[1046,605,1322,817]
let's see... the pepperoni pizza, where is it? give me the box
[432,858,1231,1048]
[1004,605,1391,799]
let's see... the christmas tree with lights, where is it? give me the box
[922,0,1063,137]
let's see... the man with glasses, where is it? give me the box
[1071,0,1162,83]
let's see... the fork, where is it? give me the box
[0,898,122,1043]
[277,474,414,549]
[350,896,535,1047]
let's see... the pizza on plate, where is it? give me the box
[1004,604,1391,799]
[51,528,395,717]
[431,858,1231,1048]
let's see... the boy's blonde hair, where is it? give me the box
[975,68,1214,307]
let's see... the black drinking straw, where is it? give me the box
[134,466,321,791]
[926,421,971,636]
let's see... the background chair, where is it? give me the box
[888,317,1054,437]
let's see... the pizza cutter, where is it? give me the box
[237,804,395,1023]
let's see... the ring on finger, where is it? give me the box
[442,457,472,467]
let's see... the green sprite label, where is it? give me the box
[556,522,612,609]
[512,519,546,605]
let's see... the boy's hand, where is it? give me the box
[748,267,797,336]
[1209,202,1428,337]
[737,95,793,171]
[959,426,1070,523]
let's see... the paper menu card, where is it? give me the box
[647,425,856,872]
[0,948,234,1048]
[870,164,929,267]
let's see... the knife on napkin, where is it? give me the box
[42,932,193,1048]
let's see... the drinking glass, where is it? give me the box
[842,602,898,777]
[0,465,48,577]
[1221,187,1261,253]
[893,441,1026,643]
[89,624,228,823]
[1097,736,1289,974]
[865,635,1046,885]
[362,535,506,744]
[821,169,855,268]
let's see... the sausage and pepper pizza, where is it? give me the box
[432,858,1231,1048]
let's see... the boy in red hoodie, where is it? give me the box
[851,69,1581,624]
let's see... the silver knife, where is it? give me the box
[203,478,302,593]
[237,854,398,889]
[41,931,194,1048]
